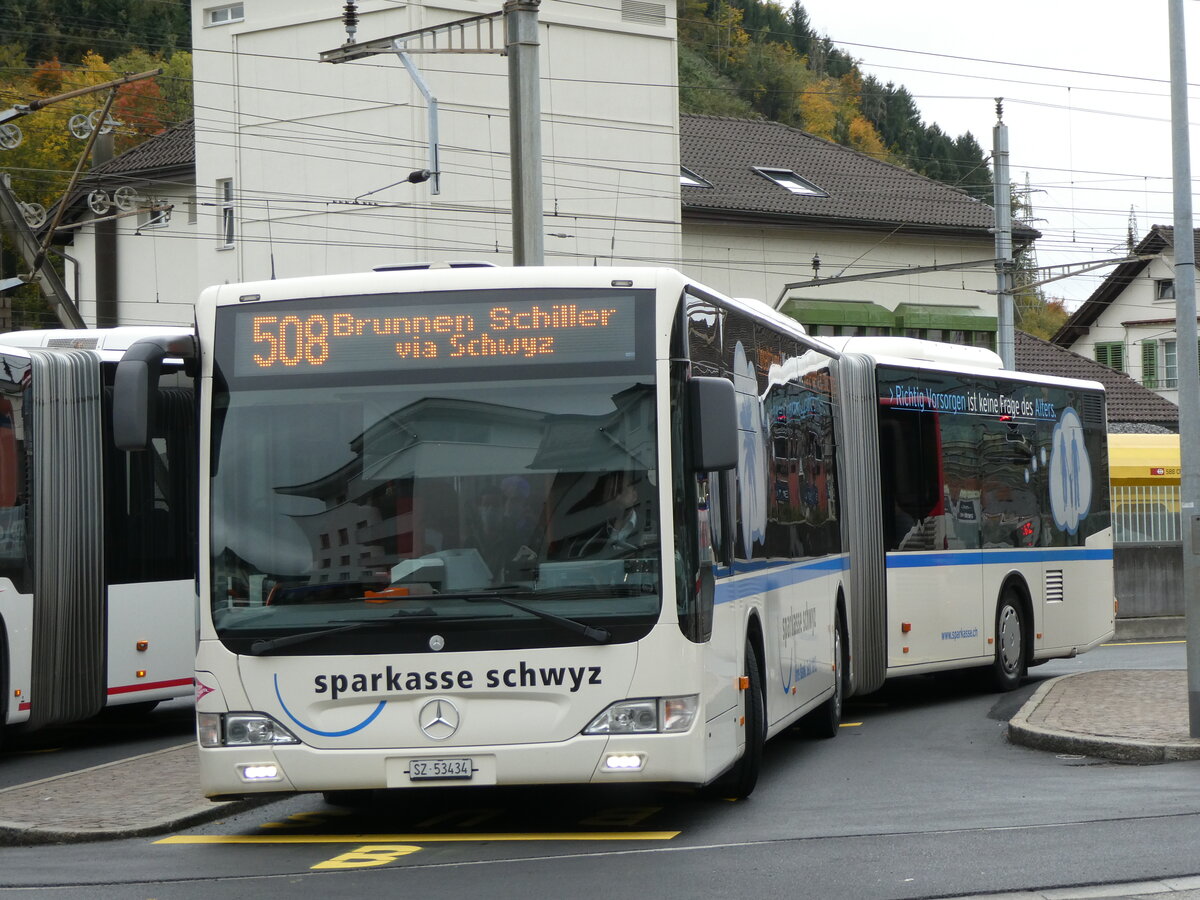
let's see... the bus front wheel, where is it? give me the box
[991,590,1026,692]
[703,639,764,800]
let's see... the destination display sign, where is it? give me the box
[229,292,641,377]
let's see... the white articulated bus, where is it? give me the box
[0,327,196,745]
[113,266,1112,802]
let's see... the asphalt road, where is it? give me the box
[0,640,1196,899]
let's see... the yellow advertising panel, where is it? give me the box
[1108,433,1180,486]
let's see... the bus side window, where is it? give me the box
[940,417,982,550]
[879,408,942,551]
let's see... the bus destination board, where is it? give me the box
[231,293,640,376]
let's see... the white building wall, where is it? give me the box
[190,0,682,289]
[683,222,999,312]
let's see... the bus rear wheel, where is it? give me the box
[704,639,764,800]
[990,590,1026,692]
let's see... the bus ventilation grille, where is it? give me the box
[1045,569,1064,602]
[1079,393,1105,427]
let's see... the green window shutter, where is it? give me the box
[1095,341,1125,371]
[1142,341,1158,388]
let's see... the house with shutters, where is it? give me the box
[1018,330,1178,434]
[1052,225,1192,406]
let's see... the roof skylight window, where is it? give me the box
[680,167,712,188]
[753,167,826,197]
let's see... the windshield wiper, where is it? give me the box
[460,593,610,643]
[246,608,437,656]
[528,584,658,598]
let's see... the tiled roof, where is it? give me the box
[88,118,195,178]
[1015,330,1178,430]
[680,114,1033,239]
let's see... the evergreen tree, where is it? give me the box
[0,0,190,66]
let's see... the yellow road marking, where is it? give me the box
[1103,640,1186,647]
[839,722,863,727]
[312,845,421,869]
[156,831,680,845]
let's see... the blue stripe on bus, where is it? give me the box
[885,547,1113,569]
[713,556,850,605]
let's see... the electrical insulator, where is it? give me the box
[343,1,359,40]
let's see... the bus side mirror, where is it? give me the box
[114,333,196,451]
[688,376,737,472]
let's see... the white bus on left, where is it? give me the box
[0,327,196,746]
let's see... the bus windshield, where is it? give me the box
[208,372,661,655]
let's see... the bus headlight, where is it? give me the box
[583,695,699,735]
[198,712,300,747]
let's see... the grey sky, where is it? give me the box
[800,0,1200,307]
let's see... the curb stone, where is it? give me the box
[1007,671,1200,763]
[0,743,284,846]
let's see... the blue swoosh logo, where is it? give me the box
[274,673,386,737]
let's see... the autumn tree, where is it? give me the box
[0,48,191,326]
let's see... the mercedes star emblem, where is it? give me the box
[418,697,460,740]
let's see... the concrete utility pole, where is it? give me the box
[992,99,1015,369]
[320,2,545,265]
[1167,0,1200,736]
[505,0,543,266]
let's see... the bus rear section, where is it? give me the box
[150,267,846,800]
[835,338,1114,693]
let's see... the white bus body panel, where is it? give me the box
[716,557,842,735]
[884,544,1116,672]
[0,580,32,726]
[196,622,723,795]
[104,580,196,707]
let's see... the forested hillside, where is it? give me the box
[0,0,190,65]
[678,0,993,201]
